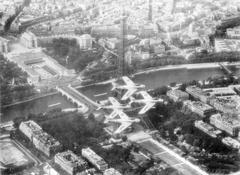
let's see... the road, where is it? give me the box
[128,131,208,175]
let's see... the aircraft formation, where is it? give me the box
[98,76,164,134]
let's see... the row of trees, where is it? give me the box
[0,55,35,106]
[132,55,186,71]
[189,51,240,63]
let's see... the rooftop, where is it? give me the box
[214,95,240,110]
[56,150,87,167]
[222,137,240,148]
[215,39,240,52]
[82,147,105,163]
[21,120,42,133]
[104,168,122,175]
[203,87,236,97]
[34,131,61,147]
[187,100,213,111]
[168,89,189,96]
[186,86,210,98]
[211,113,240,127]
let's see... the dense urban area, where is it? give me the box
[1,0,240,175]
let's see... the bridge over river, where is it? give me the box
[56,85,99,114]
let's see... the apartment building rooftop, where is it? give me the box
[82,147,104,163]
[194,120,221,138]
[222,137,240,149]
[56,150,87,168]
[214,95,240,111]
[187,100,213,111]
[34,131,61,148]
[203,87,237,97]
[215,39,240,52]
[21,120,42,132]
[211,113,240,128]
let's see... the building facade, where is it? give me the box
[186,86,210,103]
[20,31,38,48]
[183,100,215,117]
[209,96,240,114]
[81,147,108,171]
[194,120,221,138]
[19,120,62,157]
[32,131,62,157]
[210,113,240,136]
[19,120,42,140]
[55,150,88,175]
[167,89,189,102]
[222,137,240,150]
[78,34,92,50]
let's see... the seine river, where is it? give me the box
[1,66,240,122]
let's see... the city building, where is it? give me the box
[76,168,97,175]
[183,100,215,117]
[104,168,122,175]
[209,95,240,114]
[186,86,210,103]
[167,89,189,102]
[77,34,92,50]
[226,27,240,39]
[20,31,38,48]
[43,163,60,175]
[194,120,221,138]
[0,37,9,53]
[55,150,88,175]
[32,131,62,157]
[5,49,75,85]
[19,120,62,157]
[214,39,240,52]
[91,25,121,37]
[81,147,108,171]
[210,113,240,136]
[222,137,240,150]
[203,87,237,97]
[19,120,42,140]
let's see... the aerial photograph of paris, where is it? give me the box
[0,0,240,175]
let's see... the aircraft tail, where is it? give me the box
[96,105,102,110]
[129,97,135,105]
[111,82,117,91]
[104,117,110,124]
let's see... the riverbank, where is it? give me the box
[134,61,240,76]
[2,64,236,122]
[2,61,240,110]
[2,91,58,109]
[75,61,240,89]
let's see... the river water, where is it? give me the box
[1,66,240,122]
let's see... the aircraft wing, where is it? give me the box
[122,76,135,86]
[140,91,152,100]
[139,103,155,114]
[108,97,121,106]
[107,110,120,119]
[118,110,129,120]
[114,122,132,134]
[121,89,137,100]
